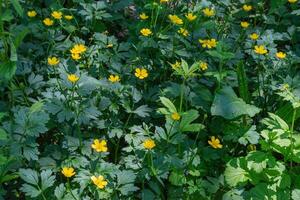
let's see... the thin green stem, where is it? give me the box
[179,79,186,112]
[290,109,297,168]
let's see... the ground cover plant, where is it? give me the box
[1,0,300,199]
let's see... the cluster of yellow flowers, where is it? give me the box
[199,39,218,49]
[35,10,73,26]
[70,44,87,60]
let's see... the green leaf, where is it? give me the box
[225,159,249,187]
[211,87,261,119]
[40,169,55,190]
[236,62,250,103]
[20,184,41,198]
[292,189,300,200]
[13,27,29,48]
[0,129,8,140]
[54,184,66,200]
[169,171,186,186]
[11,0,24,17]
[159,97,177,113]
[19,169,39,185]
[131,105,152,117]
[179,110,204,132]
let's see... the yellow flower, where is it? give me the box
[67,74,79,83]
[51,11,63,19]
[143,139,156,149]
[160,0,169,3]
[43,18,54,26]
[139,13,149,20]
[61,167,75,178]
[168,14,183,25]
[249,33,259,40]
[203,8,215,17]
[135,68,148,79]
[171,112,181,121]
[288,0,298,3]
[208,136,223,149]
[171,61,181,69]
[243,5,252,11]
[64,15,73,20]
[241,21,249,28]
[91,175,108,189]
[247,144,256,152]
[47,57,60,66]
[178,28,189,37]
[199,62,208,71]
[140,28,152,37]
[276,52,286,59]
[27,10,37,18]
[199,39,218,49]
[108,75,120,83]
[71,53,81,60]
[254,45,268,55]
[185,13,197,21]
[70,44,87,54]
[91,139,108,152]
[107,43,113,48]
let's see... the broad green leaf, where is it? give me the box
[41,170,55,190]
[54,184,66,200]
[292,189,300,200]
[11,0,24,16]
[211,87,260,119]
[159,97,177,113]
[180,110,204,132]
[225,159,249,187]
[20,184,41,198]
[169,171,186,186]
[19,169,39,185]
[0,129,8,140]
[236,62,250,103]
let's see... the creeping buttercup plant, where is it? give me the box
[1,0,300,199]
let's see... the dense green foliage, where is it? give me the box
[1,0,300,199]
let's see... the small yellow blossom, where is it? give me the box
[43,18,54,26]
[70,44,87,54]
[91,175,108,189]
[241,21,249,28]
[107,43,113,48]
[288,0,298,3]
[199,62,208,71]
[276,52,286,59]
[199,39,218,49]
[67,74,79,83]
[208,136,223,149]
[143,139,156,149]
[254,45,268,55]
[171,61,181,69]
[27,10,37,18]
[47,57,60,66]
[108,75,120,83]
[243,5,252,11]
[178,28,189,37]
[71,53,81,60]
[140,28,152,37]
[135,68,148,79]
[249,33,259,40]
[51,11,63,19]
[168,14,183,25]
[247,144,256,151]
[185,13,197,21]
[61,167,76,178]
[139,13,149,20]
[203,8,215,17]
[171,112,181,121]
[91,139,108,152]
[64,15,73,20]
[160,0,169,3]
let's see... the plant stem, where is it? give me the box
[179,79,186,112]
[290,108,297,168]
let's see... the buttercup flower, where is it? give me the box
[108,75,120,83]
[276,52,286,59]
[241,21,249,28]
[43,18,54,26]
[67,74,79,83]
[160,0,169,3]
[208,136,223,149]
[288,0,298,3]
[143,139,156,149]
[168,14,183,25]
[27,10,37,18]
[203,8,215,17]
[64,15,73,20]
[71,53,81,60]
[61,167,75,178]
[139,13,149,20]
[171,112,181,121]
[199,39,218,49]
[178,28,189,37]
[140,28,152,37]
[91,175,108,189]
[199,62,208,71]
[51,11,63,19]
[185,13,197,21]
[249,33,259,40]
[47,57,60,66]
[243,5,252,11]
[91,139,108,152]
[171,61,181,69]
[254,45,268,55]
[70,44,87,54]
[135,68,148,79]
